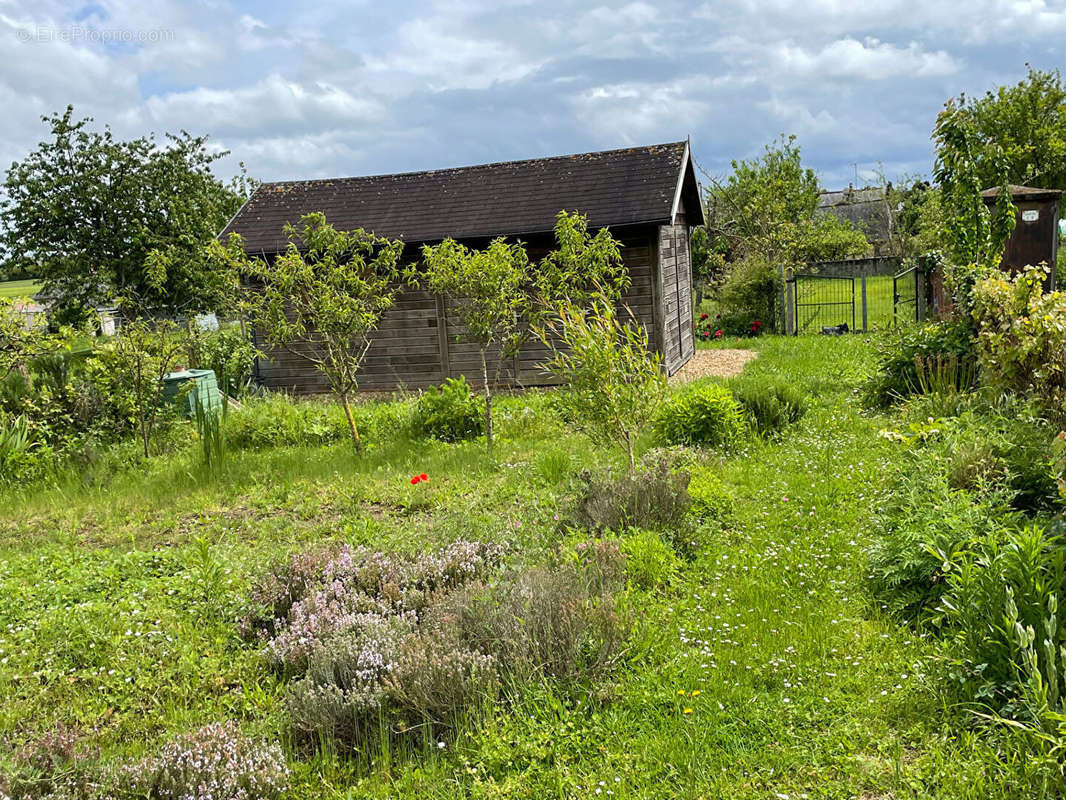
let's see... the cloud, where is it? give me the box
[0,0,1058,190]
[133,73,386,137]
[768,38,959,81]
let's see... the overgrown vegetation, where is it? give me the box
[3,334,1060,798]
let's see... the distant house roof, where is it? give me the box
[222,141,703,254]
[817,186,889,242]
[981,184,1062,202]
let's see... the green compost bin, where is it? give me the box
[160,369,221,417]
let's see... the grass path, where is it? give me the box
[0,336,1036,798]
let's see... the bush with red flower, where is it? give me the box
[694,311,765,340]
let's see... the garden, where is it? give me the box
[4,66,1066,800]
[4,291,1066,797]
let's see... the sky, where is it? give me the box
[1,0,1063,192]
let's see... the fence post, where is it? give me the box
[860,275,868,332]
[777,264,786,334]
[784,267,795,335]
[916,267,926,322]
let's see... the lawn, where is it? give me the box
[0,279,41,298]
[0,335,1038,798]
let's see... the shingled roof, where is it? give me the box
[222,141,702,253]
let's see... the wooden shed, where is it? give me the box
[221,140,703,393]
[982,184,1061,290]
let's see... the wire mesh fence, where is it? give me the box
[784,265,927,334]
[789,275,855,334]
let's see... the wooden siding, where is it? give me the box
[656,204,694,375]
[251,229,682,393]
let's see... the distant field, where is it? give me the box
[0,279,41,298]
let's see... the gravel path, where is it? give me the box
[669,348,757,384]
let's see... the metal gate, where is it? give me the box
[893,265,919,324]
[788,274,855,334]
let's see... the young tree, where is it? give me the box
[105,318,188,459]
[243,213,406,454]
[542,300,665,473]
[933,102,1016,315]
[420,237,529,452]
[421,211,629,452]
[0,106,253,322]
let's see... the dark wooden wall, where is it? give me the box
[252,223,692,394]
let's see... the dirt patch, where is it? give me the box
[669,348,757,384]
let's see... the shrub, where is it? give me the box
[867,463,1016,622]
[687,471,734,523]
[255,539,629,753]
[285,615,496,751]
[895,402,1061,513]
[254,540,504,673]
[437,564,628,685]
[193,324,258,398]
[655,381,746,447]
[621,530,680,590]
[413,376,483,442]
[862,320,977,407]
[570,461,691,534]
[125,721,288,800]
[729,375,807,436]
[715,254,779,331]
[973,263,1066,409]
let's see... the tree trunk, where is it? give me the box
[340,393,362,454]
[480,348,493,452]
[625,432,635,474]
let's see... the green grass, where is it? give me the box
[0,278,41,298]
[0,335,1042,798]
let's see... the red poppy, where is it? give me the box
[410,476,420,485]
[714,329,723,338]
[753,319,762,327]
[419,473,428,482]
[700,313,708,320]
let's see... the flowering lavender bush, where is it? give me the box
[245,540,505,750]
[255,540,504,674]
[125,721,288,800]
[286,619,496,750]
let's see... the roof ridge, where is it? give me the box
[258,141,688,188]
